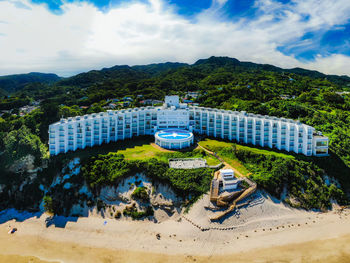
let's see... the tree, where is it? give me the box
[58,105,82,118]
[43,195,54,214]
[322,92,344,105]
[2,125,48,166]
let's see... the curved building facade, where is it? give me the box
[49,96,328,156]
[155,129,194,149]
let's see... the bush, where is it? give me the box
[43,195,54,214]
[81,153,134,188]
[132,187,149,202]
[114,210,121,219]
[236,147,346,209]
[81,154,213,203]
[2,125,48,167]
[96,198,105,212]
[123,205,154,219]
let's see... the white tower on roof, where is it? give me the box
[165,95,179,108]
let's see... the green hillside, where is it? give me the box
[0,72,61,94]
[0,56,350,212]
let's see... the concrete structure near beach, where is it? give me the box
[219,169,239,190]
[168,158,207,169]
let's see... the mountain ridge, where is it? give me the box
[0,72,61,95]
[1,57,349,95]
[58,56,350,88]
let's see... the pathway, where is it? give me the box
[197,144,246,178]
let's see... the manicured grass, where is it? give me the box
[198,138,295,159]
[52,137,294,175]
[222,156,251,176]
[118,143,221,166]
[198,138,295,176]
[198,139,233,152]
[58,136,221,166]
[198,139,250,176]
[108,139,222,166]
[205,155,221,166]
[236,144,295,159]
[117,144,164,160]
[52,136,155,163]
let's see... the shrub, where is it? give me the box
[81,154,213,205]
[123,205,154,219]
[236,147,346,209]
[131,186,149,202]
[114,210,121,219]
[96,198,105,212]
[43,195,54,214]
[2,125,48,167]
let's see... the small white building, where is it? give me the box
[165,95,179,108]
[219,169,239,190]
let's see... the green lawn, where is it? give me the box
[117,144,164,160]
[198,139,250,176]
[236,144,295,159]
[118,143,221,166]
[198,138,295,176]
[54,136,221,166]
[52,137,293,173]
[222,156,251,176]
[198,139,233,152]
[199,138,294,159]
[205,155,221,166]
[51,137,159,165]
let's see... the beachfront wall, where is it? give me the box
[48,97,328,157]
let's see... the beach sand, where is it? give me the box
[1,194,350,263]
[1,230,350,263]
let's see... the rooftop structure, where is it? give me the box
[155,129,194,149]
[219,169,239,190]
[48,95,328,157]
[165,95,179,108]
[220,169,235,177]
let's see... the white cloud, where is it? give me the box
[0,0,349,77]
[304,54,350,76]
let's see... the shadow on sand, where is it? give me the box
[45,215,78,228]
[0,209,43,224]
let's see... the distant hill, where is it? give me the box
[194,56,350,86]
[57,56,350,89]
[0,72,61,95]
[58,62,187,88]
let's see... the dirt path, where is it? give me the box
[197,144,245,178]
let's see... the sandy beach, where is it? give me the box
[1,194,350,263]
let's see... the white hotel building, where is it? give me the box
[49,96,329,157]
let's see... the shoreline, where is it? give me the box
[1,207,350,262]
[1,227,350,263]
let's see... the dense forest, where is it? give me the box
[0,56,350,212]
[0,72,61,96]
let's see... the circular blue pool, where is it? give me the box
[155,129,194,149]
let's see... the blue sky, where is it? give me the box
[0,0,349,76]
